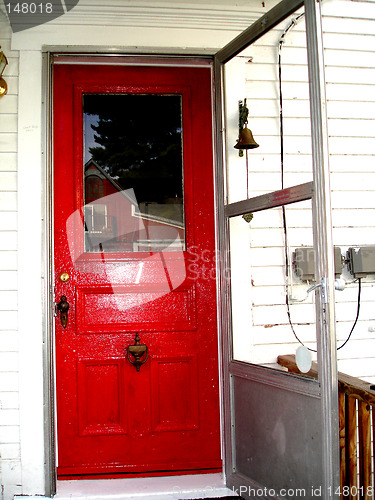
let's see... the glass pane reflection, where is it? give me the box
[230,201,318,372]
[83,94,185,253]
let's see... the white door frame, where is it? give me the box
[14,0,339,495]
[18,50,224,497]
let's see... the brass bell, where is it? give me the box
[234,126,259,149]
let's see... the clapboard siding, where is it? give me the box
[328,119,375,138]
[0,212,16,229]
[322,1,375,18]
[0,171,16,189]
[332,209,375,227]
[327,84,375,102]
[0,290,17,310]
[0,7,20,500]
[323,32,375,51]
[330,155,375,172]
[0,115,16,133]
[0,252,17,272]
[229,0,375,378]
[0,152,17,171]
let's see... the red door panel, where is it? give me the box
[53,63,221,478]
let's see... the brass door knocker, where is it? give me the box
[126,333,148,372]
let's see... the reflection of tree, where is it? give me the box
[84,94,183,204]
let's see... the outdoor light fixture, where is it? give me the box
[234,98,259,152]
[0,48,8,98]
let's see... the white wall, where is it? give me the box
[324,1,375,382]
[0,7,21,500]
[228,1,375,382]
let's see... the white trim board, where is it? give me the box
[15,474,237,500]
[10,1,279,51]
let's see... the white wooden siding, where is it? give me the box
[228,1,375,379]
[324,2,375,380]
[0,7,21,500]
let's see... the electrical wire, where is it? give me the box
[278,14,316,351]
[337,278,362,350]
[282,206,317,351]
[278,13,361,353]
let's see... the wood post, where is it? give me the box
[358,402,372,499]
[347,396,358,499]
[339,391,346,499]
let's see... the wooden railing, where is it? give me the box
[278,354,375,500]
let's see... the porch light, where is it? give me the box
[0,48,8,98]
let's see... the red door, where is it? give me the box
[53,63,221,478]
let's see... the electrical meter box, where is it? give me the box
[348,246,375,277]
[293,246,343,281]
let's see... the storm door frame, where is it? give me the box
[213,0,340,495]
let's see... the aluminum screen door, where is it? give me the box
[214,0,340,496]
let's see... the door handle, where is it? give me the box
[126,333,148,372]
[56,295,69,328]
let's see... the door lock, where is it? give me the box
[56,295,69,328]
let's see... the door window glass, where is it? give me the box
[83,94,185,253]
[223,6,321,377]
[224,7,311,205]
[229,200,319,376]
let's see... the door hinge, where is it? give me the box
[53,284,58,316]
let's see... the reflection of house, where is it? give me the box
[85,159,124,203]
[84,159,184,252]
[84,159,132,250]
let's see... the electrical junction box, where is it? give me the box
[348,246,375,277]
[293,246,343,281]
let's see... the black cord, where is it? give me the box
[337,278,361,350]
[279,16,317,352]
[283,207,317,352]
